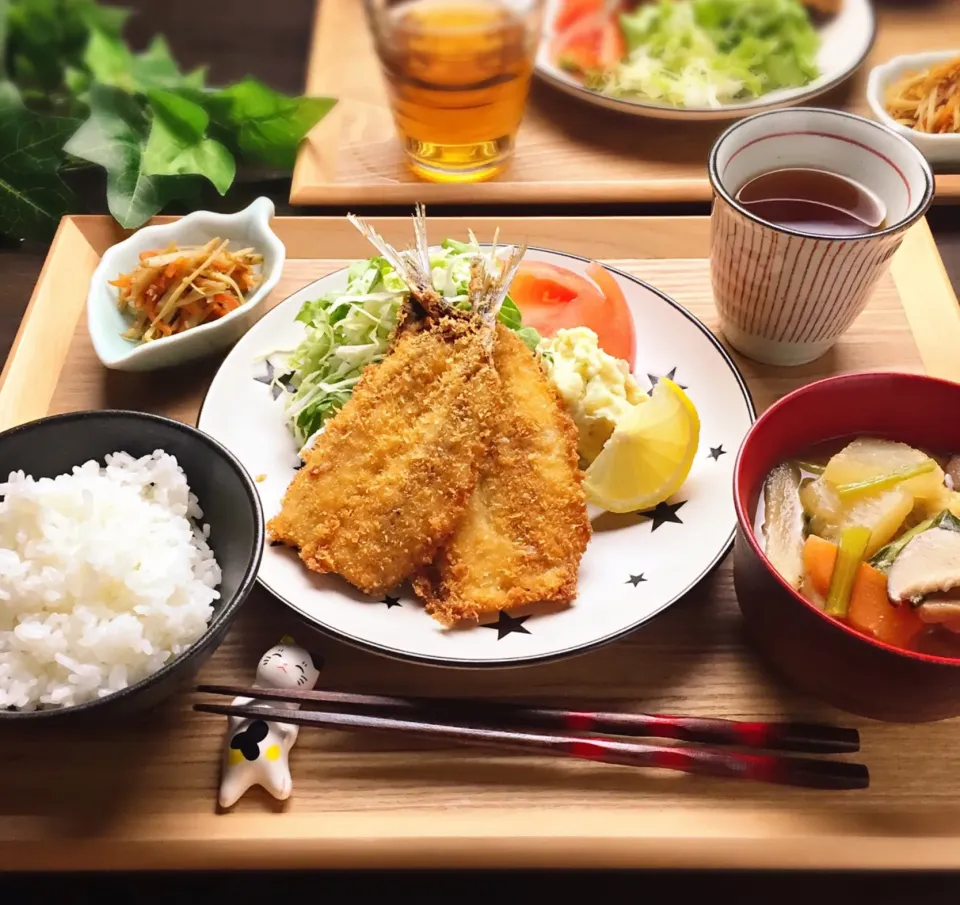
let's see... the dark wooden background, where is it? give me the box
[3,1,960,898]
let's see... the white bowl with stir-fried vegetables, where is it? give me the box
[734,372,960,722]
[87,197,285,372]
[867,51,960,166]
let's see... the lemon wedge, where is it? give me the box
[583,378,700,513]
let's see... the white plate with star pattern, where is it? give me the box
[197,248,756,668]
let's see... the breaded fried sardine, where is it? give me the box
[414,324,591,625]
[267,208,524,596]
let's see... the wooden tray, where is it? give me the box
[2,214,960,872]
[290,0,960,207]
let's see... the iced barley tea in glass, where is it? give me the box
[365,0,544,182]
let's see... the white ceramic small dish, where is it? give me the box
[867,50,960,166]
[87,197,286,372]
[535,0,875,122]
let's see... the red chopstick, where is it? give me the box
[196,684,859,754]
[193,700,868,791]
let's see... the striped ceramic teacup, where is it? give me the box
[708,108,934,367]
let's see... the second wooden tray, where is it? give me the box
[1,214,960,871]
[290,0,960,206]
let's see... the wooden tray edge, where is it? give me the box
[1,213,953,435]
[289,168,716,205]
[1,214,959,871]
[290,0,341,199]
[0,218,98,432]
[288,173,960,206]
[0,213,708,433]
[890,217,960,381]
[287,0,960,207]
[7,814,960,871]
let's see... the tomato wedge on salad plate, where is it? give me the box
[551,10,625,76]
[509,260,636,369]
[536,0,876,121]
[198,243,754,668]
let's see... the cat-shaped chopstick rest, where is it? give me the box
[218,636,322,808]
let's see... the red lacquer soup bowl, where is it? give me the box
[733,372,960,722]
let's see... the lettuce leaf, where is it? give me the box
[267,242,541,447]
[606,0,819,108]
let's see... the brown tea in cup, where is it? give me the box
[735,167,886,237]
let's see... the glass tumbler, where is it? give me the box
[364,0,545,183]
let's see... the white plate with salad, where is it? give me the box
[197,234,755,667]
[536,0,876,121]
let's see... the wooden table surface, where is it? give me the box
[3,0,960,897]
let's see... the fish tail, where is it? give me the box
[472,242,526,324]
[346,211,432,297]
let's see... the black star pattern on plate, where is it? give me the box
[708,445,727,461]
[637,500,686,531]
[646,367,687,391]
[626,574,647,587]
[382,595,402,609]
[254,361,294,401]
[481,610,531,639]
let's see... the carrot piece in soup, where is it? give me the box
[803,535,837,597]
[847,563,925,649]
[803,536,924,649]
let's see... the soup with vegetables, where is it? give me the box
[755,438,960,656]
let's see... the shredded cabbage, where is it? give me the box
[263,236,540,447]
[596,0,820,108]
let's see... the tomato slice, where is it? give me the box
[554,0,604,33]
[583,261,636,366]
[509,260,636,370]
[551,12,626,75]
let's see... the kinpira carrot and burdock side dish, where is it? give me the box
[110,239,263,343]
[884,54,960,135]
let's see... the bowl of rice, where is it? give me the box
[0,410,264,721]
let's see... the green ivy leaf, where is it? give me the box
[148,89,208,142]
[143,114,235,195]
[82,27,131,88]
[205,77,336,169]
[83,30,203,95]
[130,35,204,91]
[64,83,145,170]
[6,0,128,97]
[0,104,80,241]
[64,83,196,228]
[1,2,338,240]
[182,65,208,91]
[142,89,236,194]
[0,82,21,107]
[63,64,91,100]
[0,0,10,73]
[80,3,129,38]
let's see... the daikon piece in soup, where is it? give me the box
[755,437,960,656]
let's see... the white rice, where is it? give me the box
[0,450,221,711]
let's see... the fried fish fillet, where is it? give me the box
[413,324,591,625]
[267,311,499,595]
[267,208,526,598]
